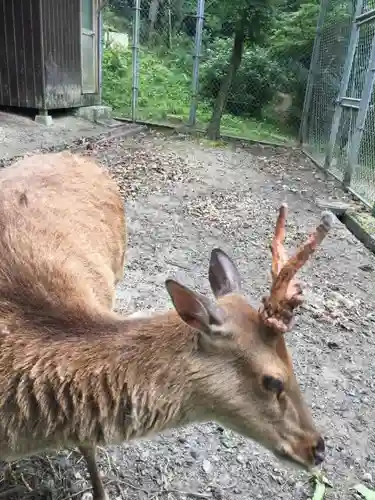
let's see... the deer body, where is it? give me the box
[0,151,335,500]
[0,152,126,313]
[0,312,194,460]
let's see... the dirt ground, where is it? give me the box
[1,130,375,500]
[0,110,139,162]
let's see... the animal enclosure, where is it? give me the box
[102,0,375,208]
[301,0,375,210]
[101,0,312,144]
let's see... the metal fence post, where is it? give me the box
[344,30,375,187]
[299,0,329,146]
[98,7,103,103]
[324,0,364,171]
[131,0,141,122]
[188,0,205,127]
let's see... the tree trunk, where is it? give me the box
[206,19,246,140]
[148,0,160,41]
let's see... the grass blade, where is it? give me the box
[312,481,326,500]
[353,484,375,500]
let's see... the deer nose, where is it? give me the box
[313,436,325,466]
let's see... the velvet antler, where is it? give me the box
[259,203,335,333]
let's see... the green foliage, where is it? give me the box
[102,7,132,32]
[102,0,327,140]
[102,42,132,113]
[271,1,320,61]
[102,43,292,144]
[200,38,287,118]
[266,0,321,130]
[204,0,274,43]
[102,42,192,120]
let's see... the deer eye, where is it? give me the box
[262,375,284,397]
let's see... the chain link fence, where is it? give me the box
[102,0,198,127]
[102,1,375,206]
[301,0,375,209]
[101,0,318,145]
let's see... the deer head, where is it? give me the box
[166,204,334,470]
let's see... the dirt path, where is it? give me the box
[2,131,375,499]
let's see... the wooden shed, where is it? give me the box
[0,0,101,115]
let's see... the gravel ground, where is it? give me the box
[0,111,113,161]
[1,130,375,500]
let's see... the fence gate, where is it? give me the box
[324,0,375,206]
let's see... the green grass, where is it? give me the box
[102,45,293,145]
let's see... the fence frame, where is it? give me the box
[323,0,364,174]
[131,0,141,122]
[188,0,205,127]
[345,27,375,186]
[299,0,329,146]
[301,0,375,210]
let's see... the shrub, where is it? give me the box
[200,38,288,118]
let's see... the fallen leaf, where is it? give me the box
[353,484,375,500]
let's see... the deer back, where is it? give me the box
[0,151,126,316]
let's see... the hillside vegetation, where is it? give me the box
[101,0,349,143]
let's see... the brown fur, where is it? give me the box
[0,152,329,500]
[0,152,126,314]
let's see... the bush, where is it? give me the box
[102,43,132,112]
[101,39,292,143]
[101,43,193,119]
[200,38,288,118]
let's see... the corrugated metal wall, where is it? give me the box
[0,0,43,108]
[41,0,82,108]
[0,0,100,110]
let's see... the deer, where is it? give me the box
[0,150,334,500]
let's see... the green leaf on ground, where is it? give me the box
[310,472,333,500]
[353,484,375,500]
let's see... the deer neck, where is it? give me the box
[0,310,200,452]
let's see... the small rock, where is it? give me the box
[327,341,340,350]
[190,449,200,459]
[220,439,233,449]
[210,486,224,499]
[236,454,246,465]
[202,459,212,473]
[43,479,56,490]
[359,264,374,272]
[316,198,349,215]
[363,472,372,482]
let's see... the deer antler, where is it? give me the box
[259,203,335,334]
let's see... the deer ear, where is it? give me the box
[209,248,242,298]
[165,279,226,334]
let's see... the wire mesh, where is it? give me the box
[101,4,134,118]
[135,0,196,124]
[353,84,375,201]
[101,0,375,191]
[330,106,357,181]
[101,0,196,124]
[347,22,374,99]
[302,0,375,207]
[195,5,315,143]
[102,0,322,145]
[196,40,301,142]
[303,0,354,166]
